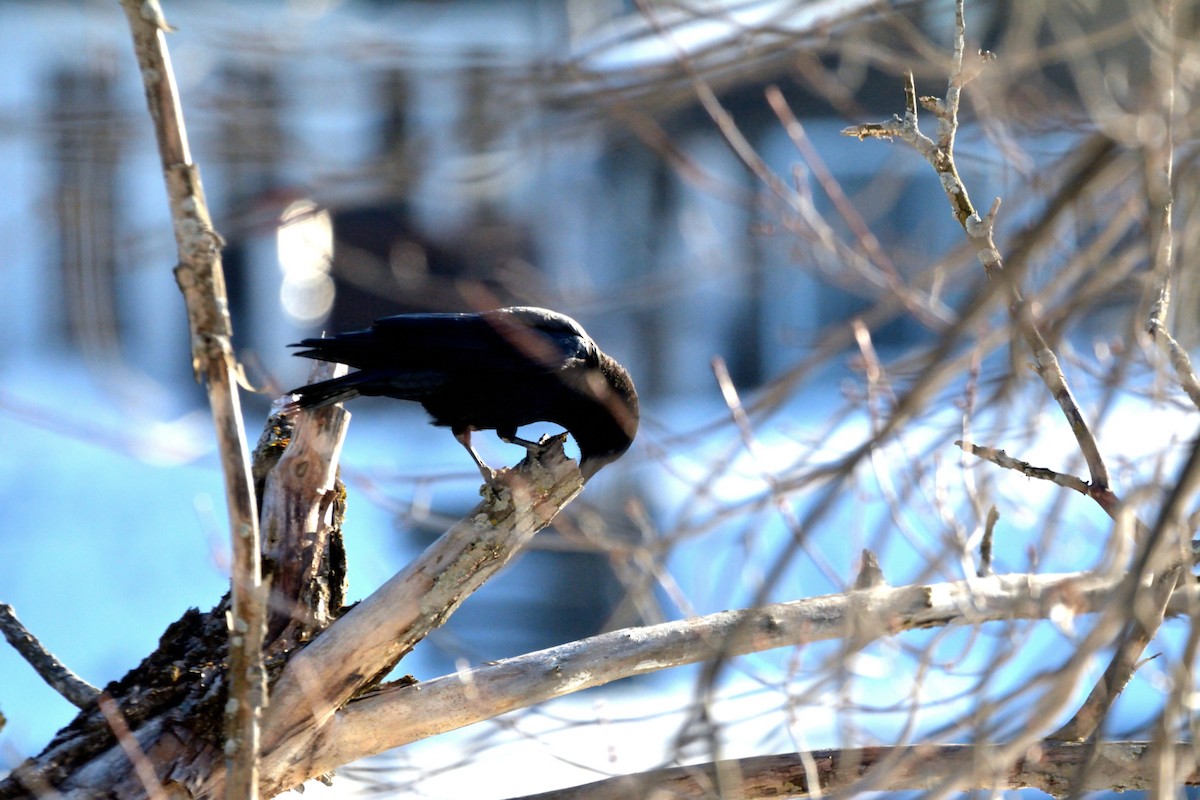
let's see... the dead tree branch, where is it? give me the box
[262,570,1191,786]
[259,363,350,649]
[197,437,585,798]
[0,437,584,799]
[0,603,99,709]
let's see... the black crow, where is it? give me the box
[284,306,639,481]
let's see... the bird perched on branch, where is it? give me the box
[284,306,639,482]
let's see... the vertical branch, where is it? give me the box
[1146,0,1177,335]
[119,3,264,799]
[1142,0,1200,409]
[260,362,351,648]
[1050,0,1192,751]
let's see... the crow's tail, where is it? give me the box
[291,331,379,369]
[281,370,379,414]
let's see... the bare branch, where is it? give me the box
[0,603,99,709]
[979,505,999,578]
[956,440,1091,496]
[118,2,264,797]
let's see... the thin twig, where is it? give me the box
[119,3,265,798]
[0,603,99,708]
[979,505,999,577]
[955,440,1090,496]
[97,694,170,800]
[1141,0,1200,409]
[763,86,950,330]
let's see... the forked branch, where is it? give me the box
[842,0,1113,504]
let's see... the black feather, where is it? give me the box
[285,307,638,480]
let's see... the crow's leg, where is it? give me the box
[453,426,497,483]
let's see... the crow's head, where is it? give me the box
[571,349,639,481]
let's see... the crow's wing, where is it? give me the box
[282,367,429,409]
[292,309,590,375]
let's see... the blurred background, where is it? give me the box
[3,0,1198,797]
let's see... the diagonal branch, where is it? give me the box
[229,437,586,797]
[955,440,1090,496]
[0,603,99,709]
[277,570,1178,786]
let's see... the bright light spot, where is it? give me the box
[277,199,335,322]
[280,272,335,323]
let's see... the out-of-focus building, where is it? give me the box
[2,0,1000,407]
